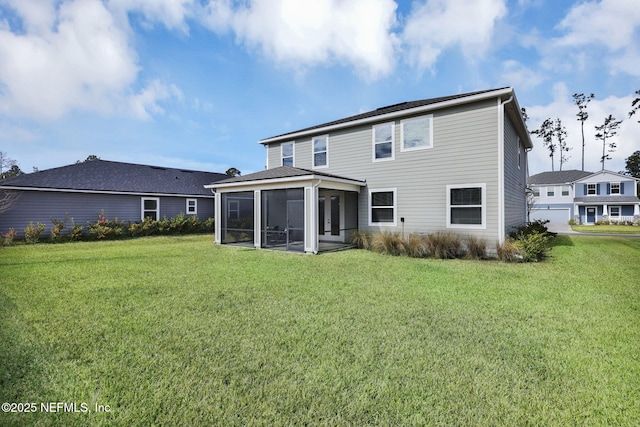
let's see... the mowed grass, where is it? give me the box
[572,224,640,234]
[1,235,639,426]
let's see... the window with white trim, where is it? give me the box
[447,184,486,228]
[373,123,394,161]
[142,197,159,221]
[547,187,555,197]
[186,199,197,215]
[611,183,620,194]
[312,135,328,168]
[369,189,396,226]
[401,115,432,151]
[587,183,596,195]
[282,142,294,166]
[561,186,570,196]
[610,206,621,218]
[532,186,540,197]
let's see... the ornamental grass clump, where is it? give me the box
[427,232,462,259]
[405,233,430,258]
[350,230,371,249]
[496,239,521,262]
[371,231,406,256]
[465,235,487,260]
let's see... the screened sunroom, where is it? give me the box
[206,167,364,253]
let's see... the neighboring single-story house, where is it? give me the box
[206,87,533,253]
[529,170,640,225]
[0,160,227,237]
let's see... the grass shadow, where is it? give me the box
[552,235,574,247]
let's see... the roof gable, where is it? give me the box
[575,170,640,183]
[528,170,593,185]
[206,166,365,188]
[0,160,227,196]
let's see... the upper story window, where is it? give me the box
[447,184,486,229]
[547,187,555,197]
[561,186,570,196]
[373,123,394,161]
[610,183,620,194]
[587,183,597,195]
[312,135,328,168]
[532,186,540,197]
[401,115,433,152]
[186,199,197,215]
[281,142,294,167]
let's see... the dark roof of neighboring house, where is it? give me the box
[0,160,227,196]
[528,170,593,185]
[260,87,516,143]
[208,166,365,186]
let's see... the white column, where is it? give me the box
[254,190,261,249]
[602,204,608,219]
[304,185,318,254]
[634,203,640,217]
[214,192,221,244]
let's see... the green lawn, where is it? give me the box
[572,224,640,234]
[1,235,639,426]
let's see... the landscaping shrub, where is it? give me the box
[24,222,46,244]
[509,219,555,239]
[496,239,521,262]
[465,235,487,260]
[50,214,69,242]
[371,231,406,256]
[514,231,553,262]
[405,233,430,258]
[69,219,84,241]
[1,228,17,246]
[427,232,462,259]
[87,211,124,239]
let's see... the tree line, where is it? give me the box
[524,90,640,175]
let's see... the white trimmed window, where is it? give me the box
[369,189,396,226]
[561,186,570,196]
[532,186,540,197]
[312,135,328,168]
[610,206,621,218]
[186,199,197,215]
[401,115,433,152]
[372,123,394,161]
[547,187,555,197]
[142,197,160,221]
[587,183,596,195]
[281,142,294,167]
[611,183,620,194]
[447,184,486,229]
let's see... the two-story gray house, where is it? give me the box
[206,87,532,253]
[529,170,640,225]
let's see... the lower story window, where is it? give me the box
[609,206,620,217]
[142,197,159,221]
[369,189,396,225]
[186,198,197,215]
[447,184,486,228]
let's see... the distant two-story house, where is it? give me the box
[529,170,640,225]
[206,87,533,253]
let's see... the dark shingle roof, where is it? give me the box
[208,166,365,186]
[528,170,593,185]
[0,160,227,196]
[261,87,511,142]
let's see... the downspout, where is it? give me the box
[498,94,514,245]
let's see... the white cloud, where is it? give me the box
[0,0,183,122]
[129,79,184,120]
[199,0,399,80]
[401,0,507,71]
[526,83,639,175]
[108,0,193,32]
[499,60,543,91]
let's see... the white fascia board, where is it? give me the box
[207,175,365,192]
[0,186,215,198]
[259,88,514,145]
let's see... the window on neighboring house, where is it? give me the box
[373,123,394,161]
[186,199,197,215]
[282,142,294,166]
[401,115,432,151]
[142,198,159,221]
[547,187,555,197]
[369,189,396,225]
[610,206,621,218]
[587,183,596,195]
[447,184,486,228]
[610,183,620,194]
[561,186,570,196]
[312,135,328,168]
[532,186,540,197]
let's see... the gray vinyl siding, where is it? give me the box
[0,190,214,237]
[503,114,528,233]
[266,99,506,242]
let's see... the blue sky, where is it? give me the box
[0,0,638,176]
